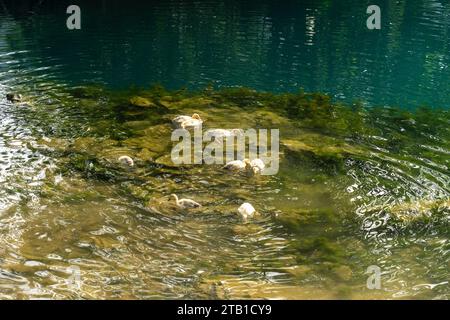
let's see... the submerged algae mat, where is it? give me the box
[0,85,448,299]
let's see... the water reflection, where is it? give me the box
[1,0,450,107]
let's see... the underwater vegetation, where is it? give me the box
[27,83,449,237]
[1,83,449,299]
[19,83,449,233]
[2,0,450,300]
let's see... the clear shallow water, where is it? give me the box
[0,0,449,300]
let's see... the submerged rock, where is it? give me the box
[154,154,178,167]
[170,97,215,110]
[282,133,365,159]
[122,124,172,156]
[135,148,155,162]
[158,96,175,108]
[276,208,338,232]
[281,133,368,173]
[129,96,155,108]
[293,237,346,264]
[121,182,152,202]
[285,265,313,278]
[252,109,292,127]
[71,137,99,152]
[363,198,450,224]
[32,137,71,153]
[198,275,335,299]
[332,265,353,281]
[68,85,105,99]
[123,120,155,131]
[390,198,449,218]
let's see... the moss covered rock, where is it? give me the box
[282,133,365,159]
[122,124,172,156]
[129,96,155,108]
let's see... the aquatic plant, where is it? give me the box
[4,82,447,299]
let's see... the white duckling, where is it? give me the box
[172,113,203,129]
[222,159,251,172]
[238,203,256,220]
[170,194,201,209]
[250,158,265,175]
[205,128,244,140]
[118,155,134,167]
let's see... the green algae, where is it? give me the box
[35,84,448,221]
[129,96,156,108]
[293,237,346,264]
[5,83,448,299]
[362,198,450,234]
[281,132,368,173]
[67,85,106,99]
[276,208,339,233]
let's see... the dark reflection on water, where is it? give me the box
[0,0,449,300]
[1,0,450,108]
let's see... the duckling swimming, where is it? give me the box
[222,159,251,172]
[118,155,134,167]
[172,113,203,129]
[238,203,256,220]
[6,93,23,103]
[250,158,265,175]
[205,129,244,140]
[170,194,201,209]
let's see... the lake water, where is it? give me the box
[0,0,448,299]
[2,0,450,108]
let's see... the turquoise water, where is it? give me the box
[1,0,450,108]
[0,1,449,300]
